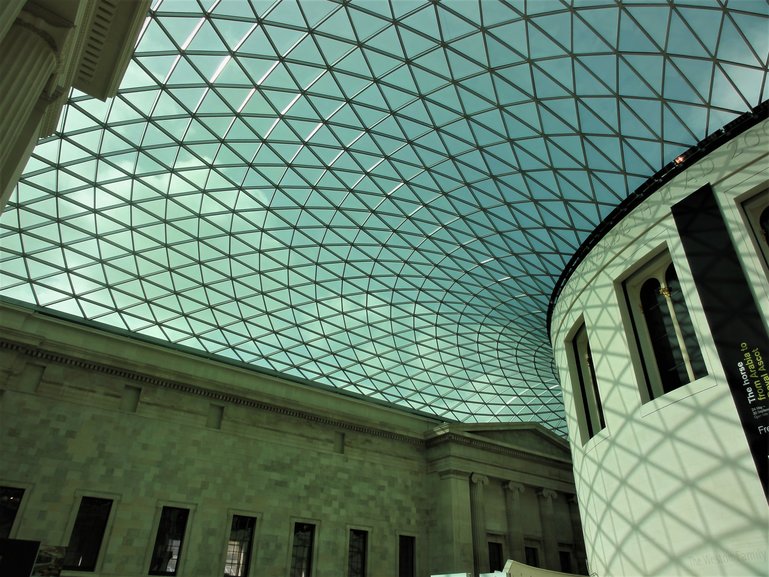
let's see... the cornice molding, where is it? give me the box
[426,431,572,467]
[0,338,425,447]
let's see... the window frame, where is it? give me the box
[565,318,606,444]
[346,526,369,577]
[287,519,318,577]
[0,483,28,539]
[523,541,541,568]
[741,187,769,274]
[558,548,574,573]
[620,248,708,402]
[147,503,193,577]
[221,511,258,577]
[487,536,505,572]
[61,494,116,572]
[396,533,416,577]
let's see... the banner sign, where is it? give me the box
[672,183,769,501]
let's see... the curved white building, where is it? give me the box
[550,115,769,577]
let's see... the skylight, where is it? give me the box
[1,0,768,435]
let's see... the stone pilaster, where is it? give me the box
[470,473,490,574]
[429,470,474,574]
[504,481,525,563]
[568,493,589,575]
[538,488,559,570]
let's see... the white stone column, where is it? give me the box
[538,488,559,570]
[470,472,490,574]
[0,10,69,211]
[504,481,525,563]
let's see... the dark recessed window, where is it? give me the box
[398,535,415,577]
[289,522,315,577]
[224,515,256,576]
[0,486,25,539]
[347,529,367,577]
[525,545,539,567]
[559,550,573,573]
[569,321,606,444]
[63,496,113,571]
[488,541,504,571]
[149,507,189,576]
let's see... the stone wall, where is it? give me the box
[0,303,584,576]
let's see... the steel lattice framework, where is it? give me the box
[1,0,768,435]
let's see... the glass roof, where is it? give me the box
[1,0,768,435]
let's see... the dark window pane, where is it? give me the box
[0,487,24,539]
[347,529,367,577]
[572,323,605,441]
[289,523,314,577]
[559,551,572,573]
[640,278,686,391]
[584,338,605,430]
[63,497,113,571]
[488,541,504,571]
[224,515,256,576]
[149,507,189,576]
[398,535,415,577]
[525,546,539,567]
[756,203,769,268]
[666,265,707,380]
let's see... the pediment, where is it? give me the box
[449,423,570,459]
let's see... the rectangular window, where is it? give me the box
[559,550,573,573]
[488,541,504,571]
[63,496,113,571]
[569,321,606,444]
[0,486,25,538]
[622,251,706,401]
[347,529,367,577]
[524,545,539,567]
[398,535,415,577]
[224,515,256,576]
[289,522,315,577]
[149,507,189,576]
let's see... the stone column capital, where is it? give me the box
[470,472,489,486]
[538,488,558,500]
[16,8,72,55]
[504,481,525,494]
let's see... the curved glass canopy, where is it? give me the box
[1,1,768,435]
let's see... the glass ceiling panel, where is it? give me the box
[2,0,768,435]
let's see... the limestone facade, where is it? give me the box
[0,302,585,576]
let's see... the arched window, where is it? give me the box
[624,252,707,401]
[640,277,684,391]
